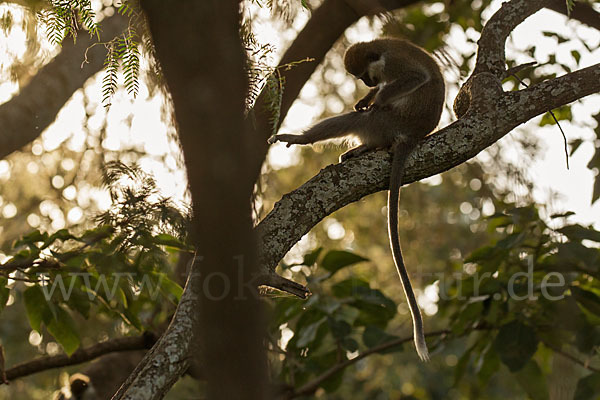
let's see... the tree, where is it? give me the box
[0,0,599,399]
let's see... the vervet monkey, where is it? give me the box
[268,38,445,361]
[53,373,97,400]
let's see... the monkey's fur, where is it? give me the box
[269,38,445,361]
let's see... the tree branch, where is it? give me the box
[257,63,600,281]
[547,0,600,31]
[473,0,547,77]
[111,268,199,399]
[4,333,156,382]
[545,344,600,374]
[0,13,127,160]
[287,329,450,399]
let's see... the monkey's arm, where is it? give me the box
[374,71,429,107]
[354,87,379,111]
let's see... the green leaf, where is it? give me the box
[46,306,80,355]
[555,242,600,271]
[351,287,397,328]
[321,250,368,275]
[464,245,493,262]
[571,287,600,317]
[282,247,322,270]
[477,344,500,385]
[454,345,474,386]
[122,307,143,331]
[558,224,600,243]
[14,230,48,249]
[44,229,74,248]
[335,304,360,326]
[157,273,183,302]
[317,352,345,393]
[496,231,526,249]
[153,233,188,249]
[453,301,484,335]
[494,320,538,372]
[296,316,326,348]
[341,337,359,352]
[513,360,549,400]
[24,286,52,332]
[331,278,370,298]
[593,175,600,205]
[303,247,323,267]
[272,297,304,327]
[362,325,399,351]
[317,297,341,315]
[541,30,569,43]
[328,317,351,340]
[550,211,576,219]
[65,287,91,319]
[540,106,572,126]
[574,372,600,400]
[506,206,539,224]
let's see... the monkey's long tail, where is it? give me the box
[388,140,429,362]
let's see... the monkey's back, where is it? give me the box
[383,39,445,138]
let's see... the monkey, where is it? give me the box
[268,38,445,361]
[53,373,97,400]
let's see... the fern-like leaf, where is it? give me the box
[565,0,575,16]
[122,30,140,98]
[102,40,120,108]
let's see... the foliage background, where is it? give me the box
[0,0,598,398]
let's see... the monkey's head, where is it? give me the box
[69,373,96,400]
[344,41,384,87]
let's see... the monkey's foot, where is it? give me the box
[267,134,306,147]
[340,145,371,162]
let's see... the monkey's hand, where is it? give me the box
[267,134,307,147]
[354,97,372,112]
[354,87,379,111]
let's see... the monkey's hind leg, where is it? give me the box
[268,112,366,147]
[267,133,309,147]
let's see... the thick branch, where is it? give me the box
[473,0,547,77]
[502,63,600,122]
[111,268,199,399]
[0,14,127,160]
[4,334,156,382]
[257,65,600,275]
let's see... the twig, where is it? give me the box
[545,344,600,373]
[510,72,570,169]
[287,329,450,399]
[4,333,157,383]
[503,61,537,79]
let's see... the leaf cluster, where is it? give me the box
[37,0,99,45]
[101,26,140,108]
[268,204,600,398]
[268,248,400,394]
[440,206,600,399]
[0,162,190,355]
